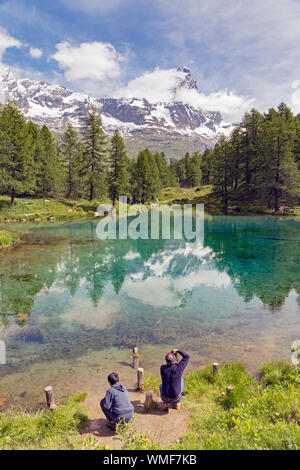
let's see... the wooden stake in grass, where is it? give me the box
[132,347,139,369]
[45,386,56,411]
[213,363,219,374]
[144,392,153,411]
[137,367,144,392]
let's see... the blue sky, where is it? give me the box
[1,0,300,120]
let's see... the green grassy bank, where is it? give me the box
[0,361,299,450]
[0,187,300,227]
[142,361,300,450]
[0,230,20,248]
[160,186,300,215]
[0,196,101,223]
[0,392,89,450]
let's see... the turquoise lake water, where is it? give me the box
[0,215,300,404]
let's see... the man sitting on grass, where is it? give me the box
[100,372,134,429]
[160,348,190,411]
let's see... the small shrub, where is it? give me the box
[69,392,87,403]
[115,420,159,450]
[82,436,110,450]
[219,383,253,409]
[260,361,296,386]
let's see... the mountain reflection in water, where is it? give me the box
[0,215,299,376]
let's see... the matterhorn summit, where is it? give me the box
[0,66,234,158]
[176,66,198,91]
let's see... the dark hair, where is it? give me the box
[165,353,176,365]
[108,372,119,385]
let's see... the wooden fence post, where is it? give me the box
[45,386,56,411]
[144,392,153,410]
[213,363,219,374]
[133,347,139,369]
[137,367,144,392]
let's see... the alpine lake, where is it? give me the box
[0,214,300,408]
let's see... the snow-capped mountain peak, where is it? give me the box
[176,66,198,91]
[0,67,234,157]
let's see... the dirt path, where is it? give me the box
[1,346,190,449]
[82,364,190,449]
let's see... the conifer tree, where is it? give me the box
[259,104,299,211]
[108,129,130,205]
[61,122,83,198]
[168,160,179,186]
[32,125,62,196]
[229,126,244,192]
[27,121,43,169]
[201,149,213,185]
[183,152,191,186]
[82,105,107,201]
[187,152,202,187]
[211,137,233,214]
[175,159,186,187]
[154,152,172,187]
[132,148,161,203]
[240,109,264,201]
[0,102,36,204]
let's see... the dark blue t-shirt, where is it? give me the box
[160,350,190,399]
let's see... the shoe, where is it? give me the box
[175,403,181,410]
[106,420,117,430]
[164,402,170,412]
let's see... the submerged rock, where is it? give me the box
[15,326,45,343]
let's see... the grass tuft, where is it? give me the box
[0,392,89,450]
[259,360,297,386]
[0,230,19,248]
[143,374,161,393]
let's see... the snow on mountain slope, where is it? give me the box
[0,66,234,154]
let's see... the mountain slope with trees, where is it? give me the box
[0,100,299,214]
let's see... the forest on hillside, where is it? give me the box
[0,101,300,213]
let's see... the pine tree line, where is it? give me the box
[0,100,220,207]
[206,103,300,213]
[170,103,300,213]
[0,100,299,211]
[0,101,178,204]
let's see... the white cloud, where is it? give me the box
[0,27,22,75]
[52,41,124,93]
[56,0,300,115]
[29,47,43,59]
[0,27,22,55]
[176,88,255,122]
[155,0,300,114]
[116,68,184,102]
[115,67,254,121]
[0,27,45,79]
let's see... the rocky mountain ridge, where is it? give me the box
[0,66,234,158]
